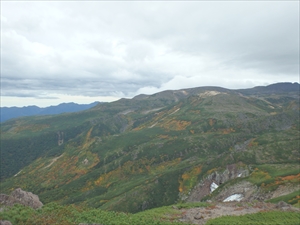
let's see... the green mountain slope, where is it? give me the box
[0,83,299,213]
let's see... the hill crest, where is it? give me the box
[0,82,299,213]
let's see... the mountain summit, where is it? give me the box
[0,82,299,213]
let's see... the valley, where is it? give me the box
[0,83,299,224]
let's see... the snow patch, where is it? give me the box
[210,182,219,193]
[223,194,243,202]
[237,173,242,177]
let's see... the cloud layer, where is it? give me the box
[1,1,299,106]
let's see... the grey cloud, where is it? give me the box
[163,2,299,73]
[1,1,299,105]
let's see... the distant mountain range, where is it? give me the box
[0,102,100,122]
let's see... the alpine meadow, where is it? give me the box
[0,83,299,224]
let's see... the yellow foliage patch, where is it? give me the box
[162,120,191,131]
[87,158,182,191]
[207,167,218,175]
[14,124,49,133]
[190,110,201,114]
[179,165,202,193]
[94,160,153,187]
[280,173,300,181]
[158,135,169,139]
[250,169,272,181]
[154,158,181,173]
[82,127,93,149]
[218,128,235,134]
[209,118,215,126]
[289,195,300,203]
[275,173,300,185]
[248,139,258,147]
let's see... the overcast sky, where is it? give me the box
[1,1,299,107]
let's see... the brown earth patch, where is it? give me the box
[178,201,300,225]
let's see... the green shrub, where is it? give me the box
[206,211,300,225]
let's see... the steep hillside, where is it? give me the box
[0,83,299,213]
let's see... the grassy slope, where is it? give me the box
[0,202,299,225]
[0,89,299,213]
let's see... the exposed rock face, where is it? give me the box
[0,221,12,225]
[206,164,249,184]
[186,163,298,204]
[271,184,299,199]
[187,179,212,202]
[213,181,257,202]
[211,181,299,203]
[0,188,43,209]
[83,158,89,165]
[187,163,249,202]
[276,201,292,211]
[194,212,204,220]
[0,194,15,207]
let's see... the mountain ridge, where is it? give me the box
[236,82,299,95]
[0,82,299,214]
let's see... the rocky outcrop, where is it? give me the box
[0,188,43,209]
[211,181,300,203]
[184,163,298,204]
[187,163,249,202]
[0,221,12,225]
[206,164,250,184]
[213,181,257,202]
[276,201,293,211]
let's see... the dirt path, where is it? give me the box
[178,202,300,225]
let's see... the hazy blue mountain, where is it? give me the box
[0,102,100,123]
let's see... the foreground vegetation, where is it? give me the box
[206,211,300,225]
[0,202,191,225]
[1,84,299,214]
[1,202,299,225]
